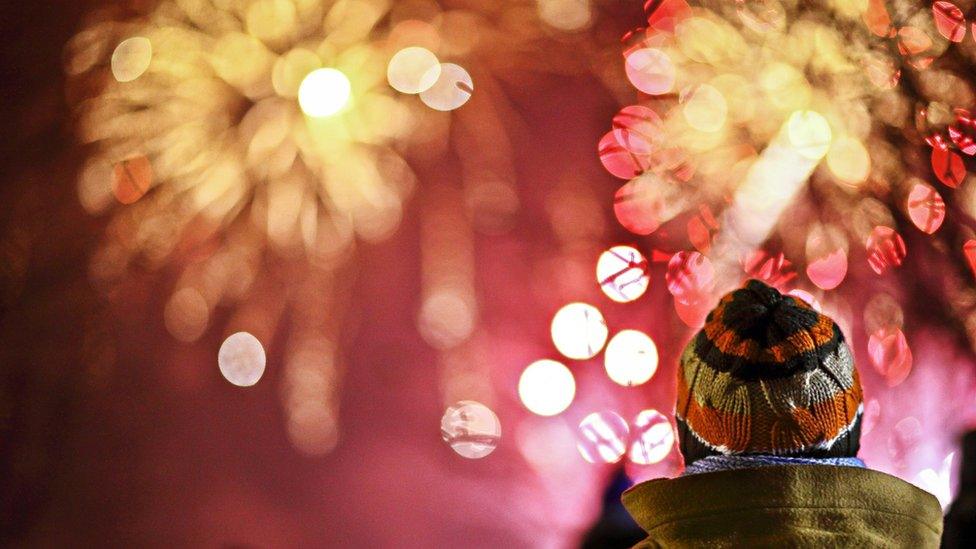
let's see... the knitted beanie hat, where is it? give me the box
[676,279,863,465]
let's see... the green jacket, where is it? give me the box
[622,465,943,548]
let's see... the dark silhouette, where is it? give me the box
[580,470,645,549]
[943,431,976,548]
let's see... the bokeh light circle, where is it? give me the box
[387,46,441,94]
[298,68,352,117]
[889,415,923,462]
[604,330,658,387]
[682,84,727,133]
[826,136,871,186]
[596,245,649,303]
[111,37,152,82]
[666,251,715,304]
[907,182,946,234]
[418,289,476,350]
[576,411,629,463]
[272,48,321,97]
[538,0,593,31]
[287,402,339,457]
[868,326,913,387]
[629,409,674,465]
[625,48,675,95]
[786,110,832,159]
[864,292,905,334]
[934,1,966,42]
[787,289,822,311]
[440,400,501,459]
[420,63,473,111]
[862,398,882,436]
[737,0,786,32]
[518,359,576,416]
[674,296,712,328]
[112,155,153,204]
[806,249,848,290]
[805,225,848,290]
[164,287,209,342]
[218,331,266,387]
[599,131,647,179]
[614,182,659,235]
[612,105,663,154]
[932,147,965,188]
[550,302,608,360]
[865,226,907,275]
[613,173,683,235]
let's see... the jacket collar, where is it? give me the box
[622,464,942,538]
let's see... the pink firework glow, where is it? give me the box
[4,0,976,546]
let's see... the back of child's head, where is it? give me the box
[676,279,862,464]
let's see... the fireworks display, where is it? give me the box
[61,0,642,465]
[587,0,976,494]
[64,0,976,483]
[512,0,976,502]
[10,0,976,544]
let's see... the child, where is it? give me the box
[622,280,943,547]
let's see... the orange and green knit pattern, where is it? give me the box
[676,280,863,463]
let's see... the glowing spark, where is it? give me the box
[218,332,266,387]
[420,63,474,111]
[519,359,576,417]
[576,411,629,463]
[298,68,352,117]
[387,47,441,94]
[629,410,674,465]
[111,37,152,82]
[604,329,658,387]
[440,401,501,459]
[597,245,649,303]
[550,303,608,360]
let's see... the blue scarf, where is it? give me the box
[682,454,866,476]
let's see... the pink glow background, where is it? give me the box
[2,1,976,546]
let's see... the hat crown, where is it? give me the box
[718,280,823,379]
[676,279,863,463]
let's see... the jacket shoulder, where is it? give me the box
[622,465,943,548]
